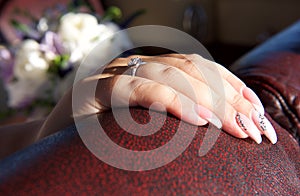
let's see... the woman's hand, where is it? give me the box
[41,53,277,144]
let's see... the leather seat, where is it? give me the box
[0,108,299,195]
[232,20,300,144]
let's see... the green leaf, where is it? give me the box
[48,54,70,75]
[10,19,30,34]
[102,6,122,22]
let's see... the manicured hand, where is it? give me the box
[73,54,277,144]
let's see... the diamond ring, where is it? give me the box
[127,57,146,76]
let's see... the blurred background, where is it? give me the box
[2,0,300,65]
[1,0,300,125]
[102,0,300,66]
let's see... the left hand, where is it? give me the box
[68,53,277,144]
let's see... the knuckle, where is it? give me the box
[131,80,150,103]
[187,53,201,59]
[183,59,195,69]
[130,78,147,94]
[231,93,244,107]
[133,82,179,108]
[128,77,140,88]
[162,66,178,78]
[181,56,201,73]
[152,85,179,107]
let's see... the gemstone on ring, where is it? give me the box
[128,57,146,67]
[127,57,146,76]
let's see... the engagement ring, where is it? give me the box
[127,57,146,76]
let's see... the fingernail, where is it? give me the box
[236,112,262,144]
[242,87,264,114]
[251,110,277,144]
[264,118,277,144]
[251,109,267,131]
[195,104,222,129]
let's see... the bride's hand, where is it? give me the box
[73,54,277,144]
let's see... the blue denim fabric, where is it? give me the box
[231,20,300,71]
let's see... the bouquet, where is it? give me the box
[0,1,139,120]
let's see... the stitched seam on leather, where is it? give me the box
[245,79,300,142]
[260,88,299,141]
[245,77,299,123]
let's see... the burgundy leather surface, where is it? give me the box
[1,108,299,195]
[235,52,300,143]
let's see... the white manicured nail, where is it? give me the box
[242,87,265,114]
[236,112,262,144]
[251,110,277,144]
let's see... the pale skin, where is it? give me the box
[0,53,277,158]
[40,53,277,144]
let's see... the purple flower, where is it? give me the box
[0,46,14,83]
[40,31,65,56]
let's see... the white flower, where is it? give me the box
[58,13,132,66]
[7,39,51,108]
[58,13,101,60]
[55,12,133,98]
[58,13,99,45]
[14,39,50,81]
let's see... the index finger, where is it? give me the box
[156,54,264,113]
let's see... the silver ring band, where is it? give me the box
[127,57,146,76]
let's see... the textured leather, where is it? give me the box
[1,108,299,195]
[234,52,300,144]
[231,20,300,144]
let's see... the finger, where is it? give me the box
[145,55,276,143]
[95,75,209,126]
[118,55,245,111]
[158,54,265,113]
[251,112,277,144]
[136,62,274,143]
[104,54,257,109]
[134,62,245,137]
[98,54,264,115]
[184,54,265,113]
[160,53,244,89]
[99,55,276,143]
[175,54,275,143]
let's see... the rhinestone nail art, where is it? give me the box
[236,113,247,131]
[258,113,267,131]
